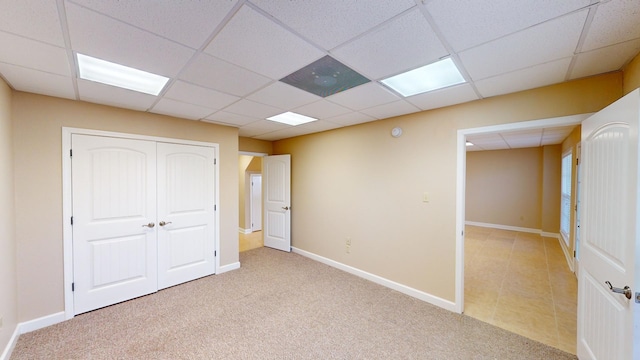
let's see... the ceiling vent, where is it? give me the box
[280,55,370,97]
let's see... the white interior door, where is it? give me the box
[577,89,639,360]
[156,142,216,289]
[263,155,291,252]
[251,174,262,231]
[72,134,158,315]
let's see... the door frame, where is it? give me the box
[249,173,262,232]
[454,113,591,314]
[62,127,220,320]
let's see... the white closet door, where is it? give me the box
[72,134,158,315]
[156,142,216,289]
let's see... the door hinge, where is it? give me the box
[71,216,73,225]
[72,282,75,292]
[214,251,217,257]
[214,159,217,165]
[214,205,217,211]
[573,250,576,257]
[70,149,73,157]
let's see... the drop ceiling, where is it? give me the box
[0,0,639,142]
[466,125,577,151]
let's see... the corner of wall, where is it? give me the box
[623,51,640,95]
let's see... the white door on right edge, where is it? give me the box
[263,155,291,252]
[577,89,639,360]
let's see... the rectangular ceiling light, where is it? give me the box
[381,58,465,97]
[267,111,318,126]
[77,53,169,96]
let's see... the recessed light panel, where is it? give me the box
[280,55,370,97]
[77,53,169,96]
[381,58,465,97]
[267,111,318,126]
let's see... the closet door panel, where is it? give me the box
[157,142,216,289]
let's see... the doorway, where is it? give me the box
[239,153,265,252]
[456,114,591,353]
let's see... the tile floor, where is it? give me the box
[464,225,578,354]
[239,230,263,252]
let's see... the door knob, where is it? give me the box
[605,281,632,300]
[142,222,155,228]
[282,206,290,210]
[159,221,172,226]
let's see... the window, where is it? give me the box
[560,152,573,245]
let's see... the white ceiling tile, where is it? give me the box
[204,5,325,80]
[293,100,352,119]
[571,39,640,80]
[0,32,70,76]
[254,126,312,141]
[250,0,416,49]
[239,119,290,136]
[68,0,239,49]
[459,10,587,80]
[475,58,572,98]
[426,0,590,52]
[247,82,321,109]
[360,100,421,120]
[204,111,259,127]
[65,2,194,77]
[151,98,216,120]
[179,54,271,97]
[164,81,239,110]
[323,112,377,127]
[223,99,282,119]
[406,83,479,111]
[333,9,447,79]
[298,120,343,133]
[0,63,75,100]
[582,0,640,52]
[326,83,399,111]
[77,79,156,111]
[0,0,65,46]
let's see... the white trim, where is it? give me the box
[556,233,575,272]
[465,221,542,234]
[1,312,67,360]
[62,127,220,320]
[18,312,65,334]
[217,262,240,274]
[239,151,267,157]
[456,113,592,316]
[542,232,561,238]
[0,326,19,360]
[292,247,457,313]
[239,228,252,235]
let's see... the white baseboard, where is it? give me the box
[1,311,66,360]
[291,247,457,313]
[19,311,65,334]
[218,261,240,274]
[0,326,20,360]
[557,234,575,272]
[465,221,541,234]
[238,228,252,235]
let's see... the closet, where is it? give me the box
[71,134,216,314]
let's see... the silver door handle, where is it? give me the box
[282,206,290,210]
[142,222,155,228]
[159,221,172,227]
[605,281,632,300]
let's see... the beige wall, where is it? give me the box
[623,53,640,95]
[274,73,622,302]
[0,78,17,351]
[466,148,543,229]
[239,136,273,154]
[12,93,239,322]
[541,145,561,233]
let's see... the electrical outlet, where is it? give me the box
[423,192,430,202]
[346,245,351,254]
[346,237,351,246]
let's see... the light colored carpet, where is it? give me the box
[11,247,577,359]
